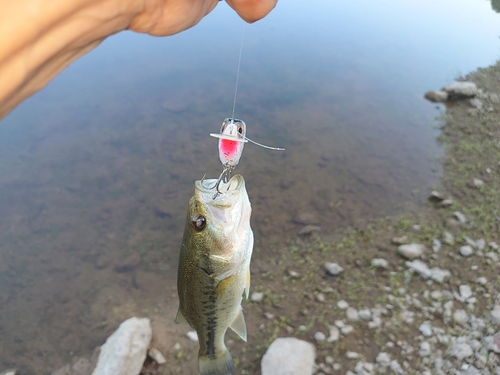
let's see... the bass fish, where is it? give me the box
[176,174,254,375]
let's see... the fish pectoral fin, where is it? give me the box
[175,308,189,326]
[245,267,251,299]
[229,306,247,342]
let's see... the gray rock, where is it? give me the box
[473,178,485,187]
[371,258,389,269]
[475,277,487,285]
[324,262,344,276]
[392,236,408,245]
[433,239,442,252]
[486,252,499,262]
[491,305,500,324]
[346,307,359,321]
[489,242,499,251]
[298,225,321,236]
[2,370,20,375]
[376,352,391,367]
[419,324,433,337]
[327,326,340,343]
[405,260,450,283]
[337,300,349,310]
[470,99,483,111]
[294,212,318,225]
[398,244,426,259]
[91,317,152,375]
[148,348,166,365]
[459,285,473,300]
[389,360,405,375]
[460,245,474,257]
[482,335,500,353]
[429,190,446,201]
[453,310,469,326]
[186,331,198,341]
[358,309,372,321]
[443,231,455,245]
[251,292,264,302]
[314,331,326,342]
[440,199,454,207]
[261,338,316,375]
[447,342,473,360]
[453,211,467,224]
[442,81,478,99]
[489,93,500,103]
[419,341,432,357]
[345,351,360,359]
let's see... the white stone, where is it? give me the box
[459,285,473,300]
[345,351,360,359]
[261,338,316,375]
[398,244,426,259]
[453,211,467,224]
[489,242,499,251]
[91,317,152,375]
[148,348,166,365]
[337,300,349,310]
[473,178,484,187]
[419,341,431,357]
[419,324,433,337]
[453,310,469,326]
[186,331,198,342]
[442,81,477,98]
[346,307,359,321]
[460,245,474,257]
[340,325,354,335]
[327,326,340,343]
[251,292,264,302]
[432,239,442,252]
[443,232,455,245]
[371,258,389,269]
[447,342,473,360]
[324,262,344,276]
[491,305,500,324]
[486,252,499,262]
[475,277,487,285]
[314,331,326,342]
[376,352,391,367]
[358,309,372,321]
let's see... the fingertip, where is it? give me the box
[225,0,278,23]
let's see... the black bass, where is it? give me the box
[176,174,253,375]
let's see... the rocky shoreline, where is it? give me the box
[3,61,500,375]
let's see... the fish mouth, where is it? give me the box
[195,174,245,197]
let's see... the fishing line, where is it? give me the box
[231,24,245,121]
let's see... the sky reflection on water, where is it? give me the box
[0,0,499,373]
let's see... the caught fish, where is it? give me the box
[176,174,253,375]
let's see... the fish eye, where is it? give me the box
[192,214,206,231]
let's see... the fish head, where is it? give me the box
[185,174,252,267]
[218,118,246,167]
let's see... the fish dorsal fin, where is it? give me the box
[175,308,189,326]
[229,306,247,342]
[245,268,251,299]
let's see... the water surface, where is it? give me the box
[1,0,499,372]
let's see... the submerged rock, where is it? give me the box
[261,337,316,375]
[91,317,152,375]
[424,91,448,103]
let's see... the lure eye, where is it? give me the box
[192,214,206,231]
[237,125,243,135]
[221,123,226,133]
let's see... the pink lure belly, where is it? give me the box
[220,139,239,158]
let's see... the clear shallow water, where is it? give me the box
[0,0,499,372]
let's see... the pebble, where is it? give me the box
[491,305,500,324]
[324,262,344,276]
[443,231,455,245]
[288,270,300,278]
[376,352,391,367]
[327,326,340,343]
[453,211,467,224]
[358,309,372,321]
[453,309,469,326]
[371,258,389,269]
[398,243,427,259]
[148,348,166,365]
[475,277,487,285]
[460,245,474,257]
[186,331,198,341]
[316,293,326,303]
[447,342,474,360]
[419,324,433,337]
[485,252,499,262]
[251,292,264,302]
[489,242,499,250]
[440,199,454,207]
[261,338,316,375]
[314,331,326,342]
[346,308,359,321]
[345,351,360,359]
[337,300,349,310]
[433,239,442,252]
[460,285,473,300]
[392,236,408,245]
[340,325,354,335]
[419,341,432,357]
[429,190,446,201]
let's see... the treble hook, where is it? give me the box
[200,164,234,199]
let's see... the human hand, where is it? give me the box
[130,0,278,36]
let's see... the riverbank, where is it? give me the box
[10,60,500,375]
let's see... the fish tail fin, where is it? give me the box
[199,347,234,375]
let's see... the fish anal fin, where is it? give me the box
[175,308,189,326]
[229,306,247,342]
